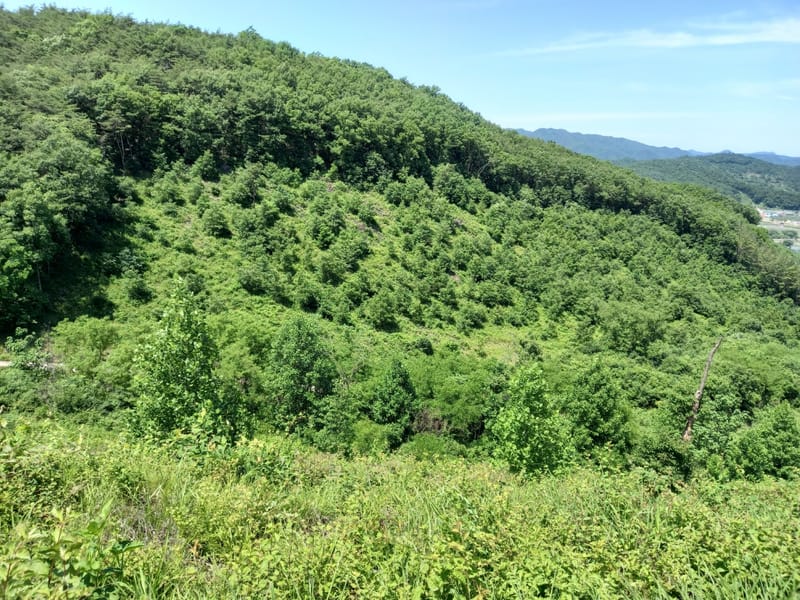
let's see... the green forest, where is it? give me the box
[1,7,800,598]
[619,153,800,210]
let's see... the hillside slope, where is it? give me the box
[0,6,798,476]
[2,8,800,596]
[620,153,800,210]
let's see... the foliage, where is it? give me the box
[265,315,338,434]
[1,502,140,599]
[623,153,800,210]
[490,365,573,475]
[0,2,799,524]
[726,402,800,479]
[133,285,249,442]
[3,12,800,599]
[564,359,634,460]
[361,359,418,449]
[1,7,800,595]
[3,417,800,598]
[0,329,56,414]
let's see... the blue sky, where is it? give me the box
[4,0,800,155]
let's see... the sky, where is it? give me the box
[4,0,800,155]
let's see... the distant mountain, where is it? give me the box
[517,128,800,167]
[747,152,800,167]
[619,153,800,210]
[517,128,703,161]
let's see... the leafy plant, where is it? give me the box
[0,503,140,599]
[490,365,573,475]
[266,315,337,434]
[726,402,800,479]
[133,285,248,442]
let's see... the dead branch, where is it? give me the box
[682,336,724,443]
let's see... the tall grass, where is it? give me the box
[2,416,799,598]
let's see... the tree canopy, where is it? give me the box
[0,6,798,482]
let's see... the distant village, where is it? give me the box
[759,209,799,222]
[759,208,800,252]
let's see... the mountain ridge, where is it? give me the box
[518,128,800,166]
[518,128,704,161]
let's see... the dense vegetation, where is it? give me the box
[521,129,800,209]
[2,7,800,597]
[3,417,800,598]
[620,153,800,210]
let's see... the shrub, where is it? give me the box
[563,360,633,458]
[351,418,392,455]
[133,286,248,442]
[726,403,800,479]
[365,359,418,448]
[201,202,231,238]
[489,365,573,475]
[266,316,337,433]
[399,433,466,458]
[362,287,399,331]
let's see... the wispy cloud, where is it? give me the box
[498,17,800,56]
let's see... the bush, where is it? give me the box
[266,316,337,433]
[365,359,418,448]
[362,287,399,331]
[727,403,800,479]
[123,270,153,304]
[399,433,466,458]
[201,202,231,238]
[490,365,573,475]
[384,176,431,206]
[563,360,633,459]
[133,286,249,442]
[351,418,393,455]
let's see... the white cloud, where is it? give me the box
[498,17,800,56]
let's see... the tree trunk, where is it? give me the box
[682,337,723,442]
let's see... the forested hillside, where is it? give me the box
[620,153,800,210]
[2,7,800,597]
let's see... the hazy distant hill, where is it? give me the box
[518,128,800,167]
[747,152,800,167]
[619,153,800,209]
[517,128,702,161]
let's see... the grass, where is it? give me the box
[3,415,800,598]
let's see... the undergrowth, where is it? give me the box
[2,416,799,598]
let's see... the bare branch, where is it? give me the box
[682,336,724,443]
